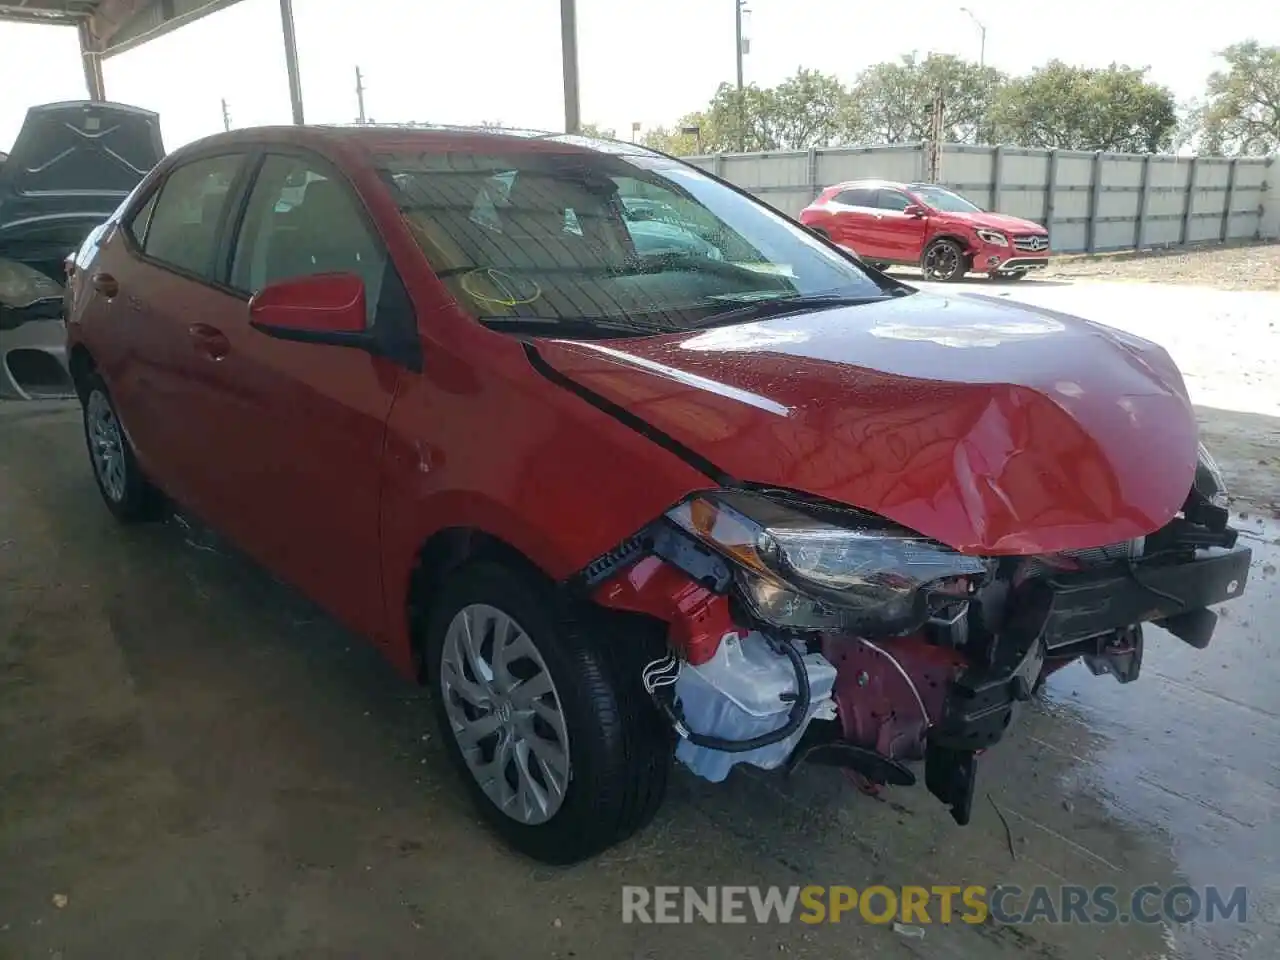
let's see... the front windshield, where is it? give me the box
[910,185,983,214]
[378,147,892,336]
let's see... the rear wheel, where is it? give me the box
[81,372,160,523]
[922,239,969,282]
[424,561,670,864]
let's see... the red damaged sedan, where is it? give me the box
[65,125,1249,864]
[800,178,1052,282]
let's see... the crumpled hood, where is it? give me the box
[944,211,1047,235]
[533,292,1198,555]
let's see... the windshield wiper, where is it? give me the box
[477,315,674,339]
[691,291,906,329]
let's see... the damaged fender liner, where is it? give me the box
[925,545,1252,824]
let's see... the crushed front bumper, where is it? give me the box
[924,545,1252,823]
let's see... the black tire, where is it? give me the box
[872,262,891,272]
[922,238,969,282]
[80,372,161,523]
[990,270,1027,283]
[424,561,671,864]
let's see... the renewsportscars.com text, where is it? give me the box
[621,884,1248,926]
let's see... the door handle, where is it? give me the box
[188,323,230,361]
[91,272,119,298]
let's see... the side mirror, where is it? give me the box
[249,272,371,349]
[903,204,926,219]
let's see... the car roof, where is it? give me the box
[827,178,913,192]
[164,123,667,164]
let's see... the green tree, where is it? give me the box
[1183,41,1280,156]
[769,68,850,148]
[990,61,1177,152]
[848,53,1005,144]
[577,122,618,139]
[641,110,714,155]
[703,82,782,152]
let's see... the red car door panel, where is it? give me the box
[199,152,400,640]
[828,187,883,259]
[871,189,929,262]
[95,154,247,518]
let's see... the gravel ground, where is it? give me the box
[1043,241,1280,290]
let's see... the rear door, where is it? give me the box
[93,152,249,517]
[871,188,929,262]
[826,187,882,258]
[207,150,404,638]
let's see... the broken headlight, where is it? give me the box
[1194,442,1229,510]
[666,491,987,634]
[0,258,61,309]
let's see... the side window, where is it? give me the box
[230,154,385,322]
[125,190,159,247]
[876,190,912,212]
[143,154,243,277]
[834,188,874,207]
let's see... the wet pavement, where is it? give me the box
[2,363,1278,958]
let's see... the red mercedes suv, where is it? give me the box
[800,178,1051,282]
[64,125,1248,864]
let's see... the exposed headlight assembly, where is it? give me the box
[0,257,62,309]
[1194,442,1229,509]
[666,491,987,635]
[975,229,1008,247]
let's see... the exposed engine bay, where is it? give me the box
[583,443,1251,825]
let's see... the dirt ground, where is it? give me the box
[3,265,1280,959]
[1042,241,1280,291]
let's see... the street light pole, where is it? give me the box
[959,6,986,67]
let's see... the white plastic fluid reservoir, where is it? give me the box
[673,631,837,783]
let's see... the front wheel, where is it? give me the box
[425,561,670,864]
[922,239,969,282]
[81,373,161,523]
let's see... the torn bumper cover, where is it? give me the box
[923,545,1251,823]
[582,486,1252,826]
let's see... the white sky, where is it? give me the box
[1,0,1276,152]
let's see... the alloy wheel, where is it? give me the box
[87,389,127,503]
[924,243,962,281]
[439,603,571,826]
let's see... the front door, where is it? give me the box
[871,188,930,263]
[205,151,403,639]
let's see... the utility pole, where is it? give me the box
[221,98,231,132]
[561,0,581,134]
[927,91,945,182]
[735,0,747,151]
[959,6,986,67]
[355,66,367,124]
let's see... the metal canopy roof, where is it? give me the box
[2,0,582,135]
[0,0,245,57]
